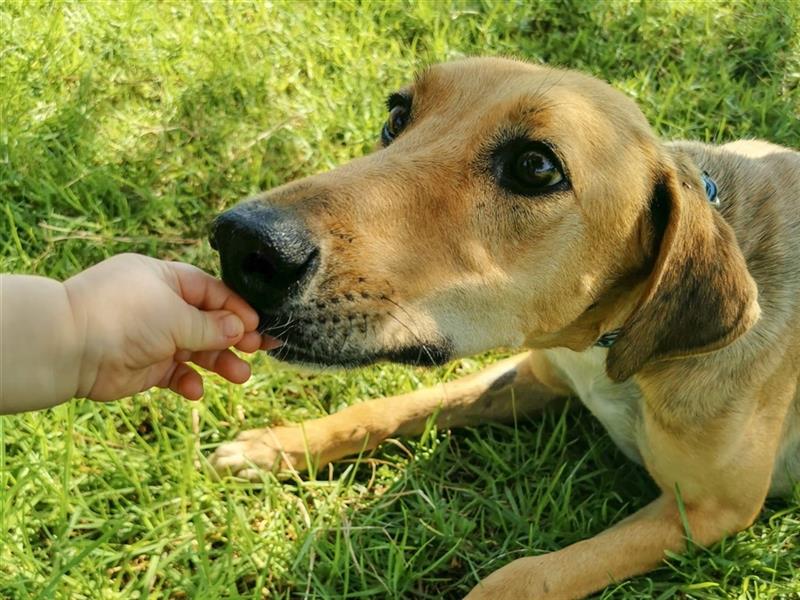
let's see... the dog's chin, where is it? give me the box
[267,340,453,369]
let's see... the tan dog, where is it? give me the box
[208,57,800,598]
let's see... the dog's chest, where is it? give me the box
[545,347,644,464]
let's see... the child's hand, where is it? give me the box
[64,254,264,401]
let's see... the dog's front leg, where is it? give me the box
[210,350,569,478]
[465,390,789,600]
[464,494,749,600]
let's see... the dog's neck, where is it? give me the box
[594,170,721,349]
[525,170,723,354]
[524,276,649,353]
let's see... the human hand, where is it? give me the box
[63,253,272,401]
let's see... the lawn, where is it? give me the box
[1,0,799,598]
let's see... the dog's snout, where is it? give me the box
[211,204,319,312]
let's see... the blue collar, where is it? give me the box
[702,171,720,208]
[594,171,720,348]
[595,329,620,348]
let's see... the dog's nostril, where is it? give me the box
[212,204,320,312]
[242,252,277,281]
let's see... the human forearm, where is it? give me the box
[0,275,83,414]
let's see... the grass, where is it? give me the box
[1,0,799,598]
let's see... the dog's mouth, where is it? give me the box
[255,308,452,368]
[269,339,451,368]
[218,251,454,369]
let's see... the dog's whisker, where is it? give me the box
[380,295,424,338]
[385,311,438,367]
[380,296,443,370]
[268,320,296,337]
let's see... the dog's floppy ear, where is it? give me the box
[605,154,759,382]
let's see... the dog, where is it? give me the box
[208,57,800,599]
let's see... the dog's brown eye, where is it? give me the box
[388,106,408,135]
[491,138,568,196]
[513,150,564,188]
[381,105,409,145]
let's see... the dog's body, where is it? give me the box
[544,138,800,500]
[209,58,800,598]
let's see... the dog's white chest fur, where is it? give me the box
[545,347,644,464]
[544,347,798,496]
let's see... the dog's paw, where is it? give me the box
[209,426,311,479]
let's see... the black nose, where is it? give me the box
[210,203,319,312]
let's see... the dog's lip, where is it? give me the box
[266,341,375,368]
[268,337,452,368]
[254,310,453,366]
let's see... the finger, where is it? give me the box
[155,360,181,389]
[214,350,251,384]
[168,263,260,332]
[175,308,245,352]
[261,335,283,351]
[235,331,263,353]
[169,363,204,401]
[190,349,251,384]
[186,349,223,371]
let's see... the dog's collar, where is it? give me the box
[595,330,620,348]
[702,171,721,208]
[594,172,720,348]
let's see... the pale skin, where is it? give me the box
[0,253,278,414]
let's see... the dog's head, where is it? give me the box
[211,57,758,378]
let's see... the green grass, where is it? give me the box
[1,0,799,598]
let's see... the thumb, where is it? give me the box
[176,308,245,352]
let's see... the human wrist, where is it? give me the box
[62,273,98,399]
[45,278,87,404]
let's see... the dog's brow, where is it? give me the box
[413,66,432,86]
[507,94,554,120]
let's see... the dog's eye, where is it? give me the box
[512,150,564,188]
[381,105,409,146]
[491,137,568,196]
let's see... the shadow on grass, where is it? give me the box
[283,405,657,599]
[231,398,798,599]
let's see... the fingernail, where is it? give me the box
[222,314,243,338]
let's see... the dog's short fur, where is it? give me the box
[210,58,800,598]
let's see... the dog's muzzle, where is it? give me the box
[210,203,319,314]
